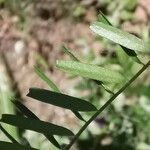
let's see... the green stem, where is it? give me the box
[64,60,150,150]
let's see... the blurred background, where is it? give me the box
[0,0,150,149]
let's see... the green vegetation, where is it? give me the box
[0,0,150,150]
[0,11,150,149]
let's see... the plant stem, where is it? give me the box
[64,60,150,150]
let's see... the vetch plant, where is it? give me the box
[0,12,149,150]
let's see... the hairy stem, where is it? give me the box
[64,60,150,150]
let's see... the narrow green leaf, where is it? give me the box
[27,88,97,112]
[63,41,114,94]
[98,12,137,57]
[116,46,132,69]
[121,46,137,56]
[101,84,115,95]
[120,46,144,65]
[90,21,150,52]
[34,67,85,121]
[62,45,79,61]
[98,11,111,25]
[12,100,61,148]
[12,100,38,119]
[0,124,18,144]
[34,67,60,93]
[0,141,37,150]
[56,60,124,84]
[62,44,114,108]
[97,12,143,64]
[0,114,74,136]
[72,110,86,122]
[46,135,61,149]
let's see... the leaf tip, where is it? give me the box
[26,88,32,97]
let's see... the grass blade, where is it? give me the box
[90,21,150,52]
[34,66,60,93]
[56,60,124,84]
[12,100,61,148]
[27,88,97,111]
[35,67,85,121]
[62,45,79,61]
[98,11,111,25]
[0,114,74,136]
[0,141,37,150]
